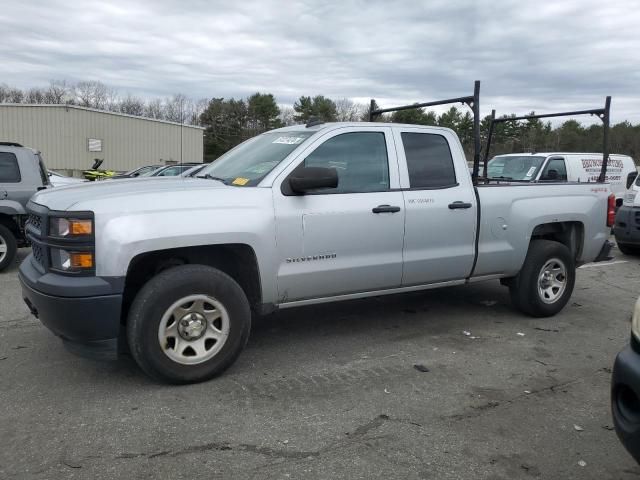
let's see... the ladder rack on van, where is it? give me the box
[369,80,482,186]
[483,97,611,183]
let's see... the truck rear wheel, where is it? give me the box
[509,240,575,318]
[127,264,251,384]
[0,224,17,272]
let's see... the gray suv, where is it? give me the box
[0,142,49,271]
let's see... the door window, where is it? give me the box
[401,133,456,188]
[540,158,567,181]
[0,153,21,183]
[302,132,389,193]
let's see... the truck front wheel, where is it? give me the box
[0,223,17,272]
[127,264,251,384]
[509,240,575,318]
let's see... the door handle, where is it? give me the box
[372,205,401,213]
[448,201,472,209]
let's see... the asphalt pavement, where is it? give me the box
[1,247,639,479]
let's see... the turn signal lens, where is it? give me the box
[70,219,92,235]
[70,252,93,269]
[50,217,93,237]
[50,248,94,272]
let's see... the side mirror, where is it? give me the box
[543,169,558,180]
[289,166,338,194]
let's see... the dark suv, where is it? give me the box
[0,142,49,271]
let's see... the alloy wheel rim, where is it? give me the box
[158,294,230,365]
[537,258,567,304]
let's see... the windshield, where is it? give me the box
[199,131,315,186]
[126,165,158,176]
[140,166,165,177]
[487,155,546,181]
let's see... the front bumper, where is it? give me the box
[19,253,124,360]
[612,337,640,463]
[614,206,640,246]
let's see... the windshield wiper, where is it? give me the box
[197,174,228,184]
[488,175,514,180]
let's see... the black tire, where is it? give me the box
[127,264,251,384]
[0,223,18,272]
[617,242,640,256]
[509,240,575,318]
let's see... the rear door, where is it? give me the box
[393,127,477,285]
[272,126,405,301]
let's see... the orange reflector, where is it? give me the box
[70,219,93,235]
[70,252,94,269]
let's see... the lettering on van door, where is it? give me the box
[581,158,623,183]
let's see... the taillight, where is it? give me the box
[607,193,616,227]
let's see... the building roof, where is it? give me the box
[0,103,205,130]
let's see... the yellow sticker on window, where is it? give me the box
[232,177,249,186]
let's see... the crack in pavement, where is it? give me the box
[116,441,320,461]
[448,377,584,421]
[110,413,422,466]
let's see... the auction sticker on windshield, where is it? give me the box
[525,166,537,178]
[273,136,305,145]
[232,177,250,186]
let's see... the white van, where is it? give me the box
[486,153,637,205]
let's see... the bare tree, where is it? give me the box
[144,98,165,119]
[73,80,113,109]
[164,94,193,123]
[44,80,70,104]
[277,105,296,126]
[335,98,365,122]
[24,87,46,104]
[118,94,145,116]
[0,85,24,103]
[190,98,209,126]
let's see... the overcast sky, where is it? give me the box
[2,0,639,122]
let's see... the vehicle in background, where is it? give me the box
[47,170,86,187]
[182,164,208,177]
[108,165,161,180]
[20,118,614,383]
[612,296,640,464]
[614,178,640,255]
[486,153,636,205]
[83,159,117,181]
[140,163,200,177]
[0,142,49,271]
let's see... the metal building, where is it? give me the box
[0,104,204,176]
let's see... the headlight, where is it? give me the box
[624,191,638,207]
[632,297,640,342]
[50,248,94,272]
[50,217,93,237]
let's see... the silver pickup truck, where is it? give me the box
[19,120,614,383]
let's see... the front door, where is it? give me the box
[273,127,405,302]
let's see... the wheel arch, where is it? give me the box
[530,221,584,261]
[121,243,263,325]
